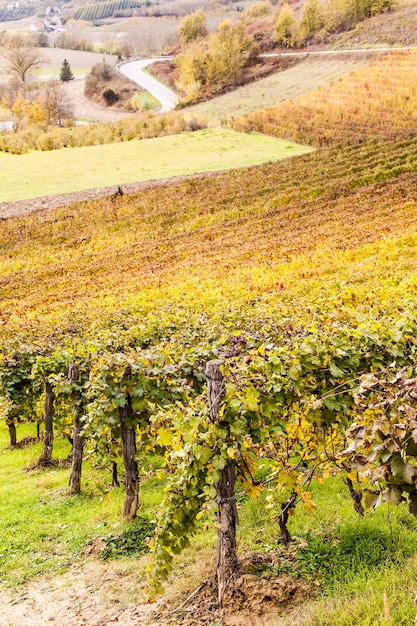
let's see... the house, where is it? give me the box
[30,21,46,32]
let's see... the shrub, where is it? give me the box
[102,88,119,105]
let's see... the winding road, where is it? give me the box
[117,47,415,115]
[118,57,179,113]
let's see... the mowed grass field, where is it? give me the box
[0,128,313,202]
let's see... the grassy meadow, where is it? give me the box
[0,129,313,202]
[2,49,417,626]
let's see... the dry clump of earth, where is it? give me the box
[0,175,206,220]
[153,552,313,626]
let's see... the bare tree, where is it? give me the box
[0,32,48,83]
[40,80,74,126]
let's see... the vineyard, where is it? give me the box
[2,49,417,624]
[73,0,144,22]
[233,51,417,148]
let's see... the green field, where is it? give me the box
[0,128,313,202]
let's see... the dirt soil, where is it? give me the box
[0,174,207,220]
[62,78,135,123]
[0,561,155,626]
[0,553,312,626]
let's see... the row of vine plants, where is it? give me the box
[233,51,417,148]
[3,305,417,601]
[73,0,143,22]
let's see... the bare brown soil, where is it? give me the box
[0,174,204,220]
[0,553,312,626]
[62,78,135,123]
[0,561,155,626]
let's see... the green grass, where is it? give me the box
[0,422,127,586]
[258,477,417,625]
[3,419,417,625]
[0,129,313,202]
[131,90,161,111]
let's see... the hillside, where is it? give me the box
[2,47,417,626]
[185,53,373,125]
[1,53,417,333]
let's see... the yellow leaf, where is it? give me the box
[243,480,262,502]
[157,428,173,447]
[301,491,316,514]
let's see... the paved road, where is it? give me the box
[118,57,179,113]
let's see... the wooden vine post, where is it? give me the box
[40,380,54,463]
[206,359,238,606]
[119,367,138,520]
[69,363,83,495]
[7,419,17,448]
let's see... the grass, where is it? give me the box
[131,90,162,112]
[3,419,417,625]
[35,68,89,78]
[244,479,417,626]
[0,128,313,202]
[2,44,417,625]
[0,423,127,586]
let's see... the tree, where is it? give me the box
[68,363,84,495]
[300,0,325,41]
[274,4,298,48]
[175,19,254,96]
[242,0,272,21]
[206,360,238,605]
[178,11,207,45]
[60,58,74,82]
[325,0,355,32]
[8,83,73,127]
[0,32,47,83]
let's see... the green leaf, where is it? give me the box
[262,400,277,417]
[330,362,344,378]
[382,486,402,505]
[230,418,246,437]
[131,396,146,413]
[364,490,381,509]
[198,446,212,465]
[212,455,227,471]
[288,363,302,381]
[243,386,259,412]
[228,397,241,412]
[391,456,417,485]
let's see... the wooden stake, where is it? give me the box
[206,360,238,606]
